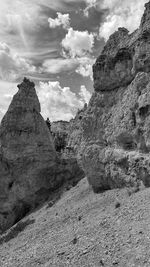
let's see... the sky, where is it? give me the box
[0,0,148,121]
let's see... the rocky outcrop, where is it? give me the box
[76,2,150,192]
[93,1,150,93]
[0,78,58,231]
[0,78,84,232]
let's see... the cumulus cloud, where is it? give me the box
[62,27,94,58]
[75,57,95,80]
[48,12,70,30]
[99,0,147,41]
[0,42,36,81]
[37,81,91,121]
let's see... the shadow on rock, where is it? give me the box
[0,218,35,245]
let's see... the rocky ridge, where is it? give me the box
[67,1,150,192]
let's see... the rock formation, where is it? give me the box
[67,104,88,154]
[70,2,150,192]
[0,78,84,232]
[0,78,58,231]
[51,121,69,153]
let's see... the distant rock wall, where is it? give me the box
[51,121,69,153]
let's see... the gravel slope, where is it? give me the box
[1,178,150,267]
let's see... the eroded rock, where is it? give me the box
[73,2,150,192]
[0,78,84,232]
[0,78,58,231]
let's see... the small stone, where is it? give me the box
[72,237,78,245]
[112,259,119,265]
[115,201,121,209]
[78,216,82,221]
[99,259,104,266]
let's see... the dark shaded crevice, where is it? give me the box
[13,202,32,225]
[139,105,150,118]
[131,111,136,127]
[8,181,14,190]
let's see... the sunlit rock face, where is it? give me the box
[76,2,150,192]
[0,78,58,232]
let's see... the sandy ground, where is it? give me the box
[0,178,150,267]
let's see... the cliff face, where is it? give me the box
[76,1,150,192]
[93,1,150,93]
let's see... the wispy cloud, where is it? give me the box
[41,58,78,74]
[0,42,36,81]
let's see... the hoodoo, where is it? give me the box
[0,78,57,231]
[0,78,84,232]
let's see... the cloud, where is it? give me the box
[0,80,17,121]
[79,85,92,103]
[0,1,43,36]
[41,56,95,80]
[62,27,95,58]
[99,0,147,41]
[75,57,95,80]
[37,81,91,121]
[83,0,97,16]
[41,58,78,74]
[0,42,36,81]
[48,12,70,29]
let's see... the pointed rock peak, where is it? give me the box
[17,77,35,90]
[9,77,41,113]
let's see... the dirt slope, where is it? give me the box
[0,178,150,267]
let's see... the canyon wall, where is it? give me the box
[71,1,150,192]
